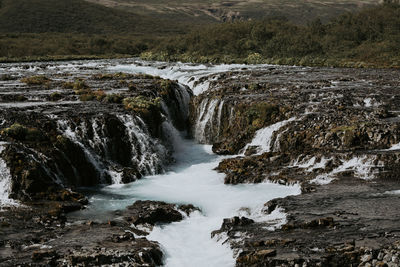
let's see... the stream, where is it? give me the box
[70,60,300,266]
[72,129,300,266]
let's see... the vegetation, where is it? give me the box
[0,0,398,68]
[244,103,280,129]
[123,96,161,114]
[1,123,45,141]
[145,3,400,68]
[20,75,52,85]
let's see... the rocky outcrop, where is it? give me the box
[190,66,400,186]
[189,66,400,266]
[0,203,163,266]
[120,200,199,226]
[0,70,192,203]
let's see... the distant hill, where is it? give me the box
[85,0,381,24]
[0,0,382,36]
[0,0,165,34]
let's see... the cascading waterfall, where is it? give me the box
[57,119,109,183]
[194,98,224,143]
[70,71,302,267]
[0,142,18,206]
[242,117,296,155]
[117,114,167,175]
[310,155,379,185]
[89,118,108,157]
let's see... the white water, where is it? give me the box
[107,60,271,95]
[118,114,166,175]
[0,142,18,207]
[78,134,300,266]
[194,98,220,143]
[242,118,296,155]
[310,155,378,185]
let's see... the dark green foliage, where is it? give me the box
[1,123,45,141]
[146,4,400,68]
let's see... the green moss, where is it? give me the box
[104,93,123,104]
[245,103,280,128]
[20,75,51,86]
[79,94,95,101]
[1,123,45,141]
[1,123,27,140]
[49,92,62,101]
[92,72,134,80]
[158,79,176,95]
[93,90,106,101]
[123,96,161,113]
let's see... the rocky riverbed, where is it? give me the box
[191,66,400,266]
[1,59,400,266]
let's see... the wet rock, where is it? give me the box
[123,200,185,225]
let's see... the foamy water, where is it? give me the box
[108,60,271,95]
[76,135,301,266]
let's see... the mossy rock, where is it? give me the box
[20,75,52,86]
[49,92,62,101]
[123,96,161,113]
[92,72,133,80]
[245,102,280,128]
[104,93,123,104]
[1,123,46,142]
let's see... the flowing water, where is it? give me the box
[0,59,302,265]
[72,130,301,266]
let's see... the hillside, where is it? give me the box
[0,0,169,35]
[85,0,380,24]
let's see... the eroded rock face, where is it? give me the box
[0,69,192,203]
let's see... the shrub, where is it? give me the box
[20,75,51,85]
[1,123,45,141]
[123,96,161,113]
[104,93,123,104]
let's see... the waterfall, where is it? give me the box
[310,155,379,185]
[242,118,296,155]
[194,98,223,143]
[117,114,167,176]
[88,118,108,158]
[216,100,224,136]
[56,119,109,183]
[176,84,191,120]
[0,142,18,206]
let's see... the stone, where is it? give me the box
[378,252,385,261]
[361,254,373,263]
[123,200,184,225]
[254,249,276,257]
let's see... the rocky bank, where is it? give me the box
[190,66,400,266]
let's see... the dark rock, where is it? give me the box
[124,200,184,225]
